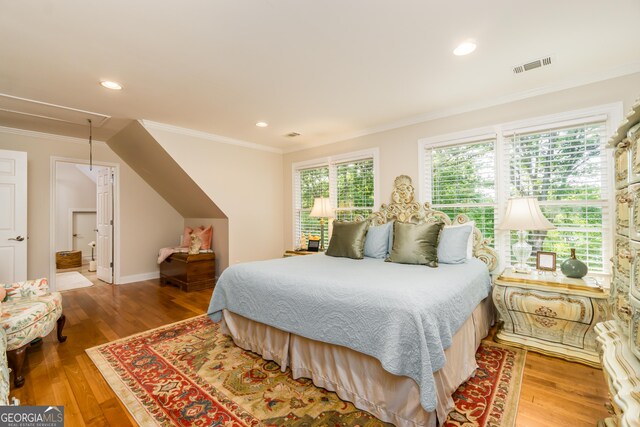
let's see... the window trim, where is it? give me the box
[417,102,623,274]
[291,148,380,248]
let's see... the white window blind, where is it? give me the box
[293,152,376,248]
[294,165,329,247]
[333,158,375,221]
[425,139,497,240]
[504,121,610,271]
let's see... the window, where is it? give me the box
[293,150,378,248]
[505,121,609,270]
[295,166,330,246]
[420,104,619,273]
[334,158,376,221]
[424,139,497,240]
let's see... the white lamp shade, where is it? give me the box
[497,197,555,231]
[309,197,335,218]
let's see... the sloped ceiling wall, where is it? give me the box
[107,121,226,219]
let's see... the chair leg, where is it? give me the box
[57,313,67,343]
[7,346,27,388]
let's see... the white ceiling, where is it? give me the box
[1,0,639,151]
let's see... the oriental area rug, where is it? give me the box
[86,315,525,427]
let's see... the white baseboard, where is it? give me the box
[116,271,160,284]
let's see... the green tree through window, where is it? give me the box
[508,123,608,270]
[430,140,496,241]
[294,155,375,249]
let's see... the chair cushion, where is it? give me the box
[0,329,8,405]
[2,278,49,301]
[1,292,62,350]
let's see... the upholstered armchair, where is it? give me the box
[0,306,9,405]
[1,278,66,388]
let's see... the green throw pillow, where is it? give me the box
[326,221,369,259]
[386,221,443,267]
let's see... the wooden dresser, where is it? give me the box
[160,252,216,292]
[595,98,640,426]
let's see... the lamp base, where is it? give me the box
[512,230,532,274]
[512,264,531,274]
[319,218,326,251]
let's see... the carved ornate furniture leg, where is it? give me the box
[7,346,26,388]
[57,313,67,343]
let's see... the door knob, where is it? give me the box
[8,236,24,242]
[73,234,78,237]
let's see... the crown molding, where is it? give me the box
[0,125,107,146]
[283,61,640,154]
[141,120,283,154]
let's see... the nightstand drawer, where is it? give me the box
[509,313,595,350]
[501,287,594,324]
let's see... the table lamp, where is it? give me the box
[497,197,555,273]
[309,197,335,251]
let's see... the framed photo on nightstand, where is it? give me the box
[307,239,320,252]
[536,251,556,271]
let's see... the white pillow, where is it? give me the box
[442,221,475,259]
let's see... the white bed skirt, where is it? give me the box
[220,296,493,427]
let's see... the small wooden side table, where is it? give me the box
[160,252,215,292]
[283,250,317,257]
[493,267,609,367]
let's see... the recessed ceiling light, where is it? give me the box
[100,80,123,90]
[256,121,268,127]
[453,41,477,56]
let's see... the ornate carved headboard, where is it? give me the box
[359,175,499,272]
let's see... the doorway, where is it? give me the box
[71,210,96,262]
[50,158,119,291]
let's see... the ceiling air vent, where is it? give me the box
[513,56,553,74]
[286,132,301,137]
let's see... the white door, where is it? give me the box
[72,211,96,263]
[96,167,113,283]
[0,150,27,284]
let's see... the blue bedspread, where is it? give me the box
[207,254,492,412]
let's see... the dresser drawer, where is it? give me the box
[630,299,640,360]
[631,240,640,301]
[629,123,640,184]
[615,140,630,189]
[617,189,631,237]
[611,278,632,336]
[502,287,594,324]
[629,184,640,240]
[614,236,631,281]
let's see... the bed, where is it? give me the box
[208,175,498,427]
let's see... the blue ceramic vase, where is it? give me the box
[560,248,588,278]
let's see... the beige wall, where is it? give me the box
[146,127,284,266]
[184,218,229,277]
[0,130,184,284]
[283,72,640,248]
[54,162,98,255]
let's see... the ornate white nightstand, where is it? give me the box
[493,267,609,367]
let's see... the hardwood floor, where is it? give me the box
[10,280,609,426]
